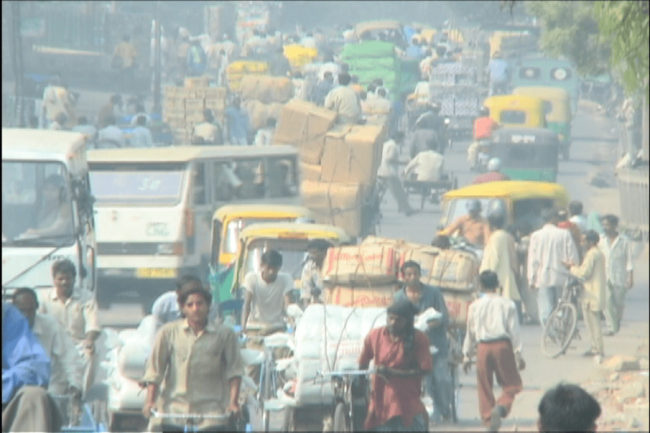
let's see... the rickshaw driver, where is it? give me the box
[440,199,489,248]
[359,299,433,432]
[142,286,244,432]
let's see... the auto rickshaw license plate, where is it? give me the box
[136,268,177,278]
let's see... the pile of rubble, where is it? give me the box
[582,341,650,431]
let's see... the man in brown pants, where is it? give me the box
[462,270,525,432]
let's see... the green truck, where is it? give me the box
[340,40,420,101]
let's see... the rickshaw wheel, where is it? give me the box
[333,402,350,432]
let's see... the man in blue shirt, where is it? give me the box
[225,97,250,145]
[151,275,220,329]
[394,260,453,424]
[2,302,61,431]
[487,52,509,96]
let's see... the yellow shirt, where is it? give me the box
[39,288,100,342]
[570,246,606,312]
[114,41,137,68]
[142,319,244,428]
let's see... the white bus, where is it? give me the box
[2,128,97,299]
[87,145,300,310]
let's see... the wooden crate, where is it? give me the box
[184,98,205,112]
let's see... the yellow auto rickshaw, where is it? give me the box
[438,180,569,240]
[210,204,313,270]
[483,95,546,129]
[513,86,572,160]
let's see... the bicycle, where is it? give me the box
[250,330,293,432]
[150,409,239,433]
[541,273,584,358]
[316,369,374,432]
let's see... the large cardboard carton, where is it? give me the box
[299,162,322,182]
[325,284,398,307]
[322,244,398,285]
[273,100,337,164]
[428,249,480,291]
[301,180,365,237]
[320,124,386,185]
[442,289,477,328]
[240,75,294,103]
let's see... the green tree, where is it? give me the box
[525,1,611,77]
[593,1,649,95]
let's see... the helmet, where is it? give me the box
[466,199,482,213]
[486,199,506,228]
[487,157,501,172]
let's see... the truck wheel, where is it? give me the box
[333,402,349,432]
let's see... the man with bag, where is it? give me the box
[463,270,525,432]
[394,261,452,424]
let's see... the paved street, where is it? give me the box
[95,100,649,431]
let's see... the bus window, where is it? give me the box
[235,159,264,199]
[2,161,75,245]
[193,162,207,205]
[213,161,240,202]
[266,157,298,197]
[89,163,185,206]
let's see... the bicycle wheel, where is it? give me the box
[541,303,578,358]
[333,402,350,432]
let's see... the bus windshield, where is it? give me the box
[2,161,75,246]
[89,163,186,206]
[242,239,311,282]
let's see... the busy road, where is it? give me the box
[95,99,649,432]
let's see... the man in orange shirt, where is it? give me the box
[359,299,432,431]
[468,107,499,170]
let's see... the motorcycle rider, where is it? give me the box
[468,106,499,171]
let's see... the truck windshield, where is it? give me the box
[2,161,75,246]
[89,163,185,206]
[243,239,311,282]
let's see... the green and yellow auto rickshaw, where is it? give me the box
[490,127,559,182]
[513,86,571,160]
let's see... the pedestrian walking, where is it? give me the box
[394,261,453,424]
[527,208,579,326]
[358,299,432,431]
[563,230,606,363]
[598,214,634,335]
[377,132,416,216]
[462,270,525,432]
[224,97,250,145]
[480,201,521,319]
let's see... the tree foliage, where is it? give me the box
[593,1,649,96]
[525,1,610,77]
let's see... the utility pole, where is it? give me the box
[11,2,25,127]
[153,1,161,114]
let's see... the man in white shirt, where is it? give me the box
[192,109,224,145]
[12,287,83,398]
[241,249,293,383]
[241,249,293,333]
[299,239,332,307]
[253,118,276,146]
[462,270,525,432]
[128,115,153,147]
[527,208,579,325]
[97,115,126,148]
[377,132,415,216]
[568,200,587,233]
[404,149,444,183]
[598,214,634,335]
[324,72,362,124]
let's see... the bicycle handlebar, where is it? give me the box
[316,369,376,378]
[150,410,231,421]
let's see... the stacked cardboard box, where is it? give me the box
[273,99,387,237]
[162,84,227,144]
[239,75,293,131]
[322,244,399,308]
